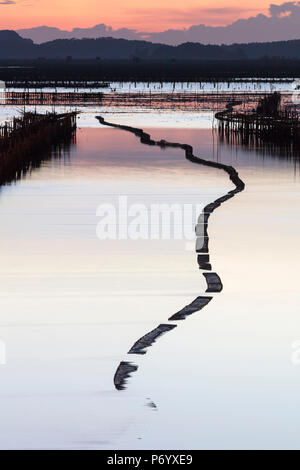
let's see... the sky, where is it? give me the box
[0,0,277,31]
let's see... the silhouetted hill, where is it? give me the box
[2,31,300,60]
[0,30,34,58]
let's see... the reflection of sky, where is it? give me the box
[0,112,299,449]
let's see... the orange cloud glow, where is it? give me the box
[0,0,277,31]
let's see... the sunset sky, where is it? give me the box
[0,1,279,31]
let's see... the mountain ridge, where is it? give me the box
[1,30,300,60]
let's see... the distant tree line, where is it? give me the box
[2,30,300,61]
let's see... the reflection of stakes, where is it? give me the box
[96,116,245,391]
[0,112,77,186]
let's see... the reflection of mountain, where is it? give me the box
[3,30,300,59]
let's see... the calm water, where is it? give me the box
[0,109,299,449]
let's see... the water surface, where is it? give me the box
[0,111,299,449]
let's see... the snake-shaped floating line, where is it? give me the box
[96,115,245,391]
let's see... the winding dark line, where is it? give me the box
[96,115,245,391]
[128,324,177,355]
[203,272,223,293]
[97,116,244,196]
[168,296,213,321]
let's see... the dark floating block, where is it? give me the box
[198,254,209,263]
[195,236,209,253]
[205,202,220,213]
[201,263,212,271]
[203,272,223,293]
[198,212,211,225]
[197,254,211,270]
[128,324,177,355]
[114,361,138,391]
[169,296,213,321]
